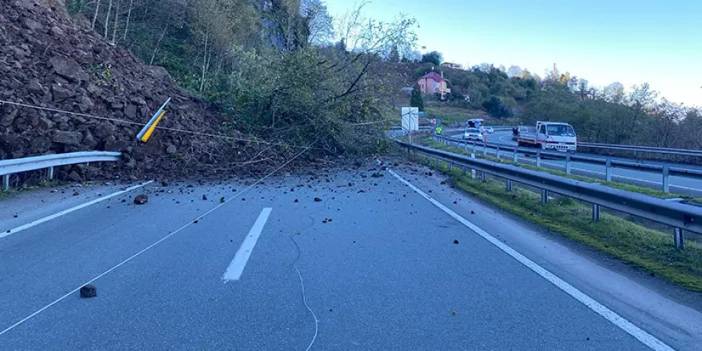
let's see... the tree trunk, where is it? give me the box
[103,0,112,38]
[91,0,101,30]
[199,33,209,92]
[149,23,168,65]
[122,0,133,41]
[111,0,122,45]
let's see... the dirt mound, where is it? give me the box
[0,0,275,181]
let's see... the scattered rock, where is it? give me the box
[79,284,97,298]
[314,197,322,202]
[219,197,225,203]
[453,240,459,245]
[202,194,208,201]
[133,194,148,205]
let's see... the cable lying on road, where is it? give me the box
[289,235,319,351]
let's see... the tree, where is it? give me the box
[410,85,424,111]
[302,0,333,45]
[576,79,589,100]
[387,45,400,63]
[421,51,442,66]
[603,82,625,103]
[629,83,658,112]
[482,96,512,118]
[506,65,523,78]
[91,0,101,30]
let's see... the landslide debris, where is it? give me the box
[0,0,282,181]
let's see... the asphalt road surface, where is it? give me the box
[1,160,701,350]
[445,130,702,196]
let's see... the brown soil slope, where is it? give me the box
[0,0,269,180]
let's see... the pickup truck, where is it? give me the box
[516,121,577,152]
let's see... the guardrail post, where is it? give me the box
[483,142,487,157]
[662,166,670,193]
[496,146,501,160]
[674,227,684,250]
[565,155,571,174]
[470,153,476,179]
[512,148,518,163]
[605,159,612,182]
[47,166,55,180]
[592,204,600,222]
[506,179,513,192]
[536,151,542,167]
[541,189,548,204]
[2,174,9,191]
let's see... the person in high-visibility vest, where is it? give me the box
[435,125,443,135]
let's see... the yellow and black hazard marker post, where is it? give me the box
[136,97,171,143]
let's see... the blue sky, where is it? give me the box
[324,0,702,106]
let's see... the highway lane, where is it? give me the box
[443,131,702,196]
[1,162,701,350]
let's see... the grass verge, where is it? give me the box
[414,154,702,292]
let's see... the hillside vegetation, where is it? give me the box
[407,60,701,149]
[66,0,415,155]
[22,0,700,169]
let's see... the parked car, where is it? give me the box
[463,128,484,141]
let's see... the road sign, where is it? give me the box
[401,107,419,132]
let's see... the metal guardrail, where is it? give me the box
[397,140,702,249]
[578,142,702,157]
[434,135,702,194]
[0,151,122,191]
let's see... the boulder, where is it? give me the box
[37,116,55,129]
[82,130,97,148]
[124,104,138,118]
[52,130,82,145]
[0,108,18,127]
[67,170,82,182]
[51,83,73,102]
[49,56,88,82]
[21,17,43,32]
[27,78,44,94]
[77,95,94,112]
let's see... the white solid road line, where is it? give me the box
[0,181,154,240]
[388,169,675,351]
[222,208,273,282]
